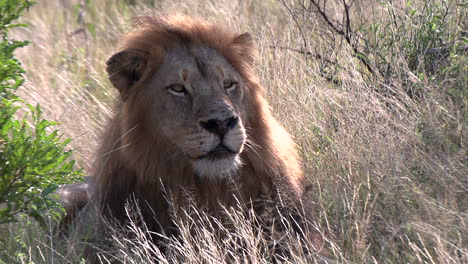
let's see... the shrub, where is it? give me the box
[0,0,81,227]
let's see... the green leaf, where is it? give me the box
[29,211,46,228]
[6,23,29,29]
[0,218,18,225]
[42,184,59,196]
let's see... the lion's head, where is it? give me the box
[107,43,250,178]
[105,16,262,178]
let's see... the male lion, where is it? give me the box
[60,14,309,257]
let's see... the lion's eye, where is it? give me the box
[223,81,237,91]
[168,84,186,96]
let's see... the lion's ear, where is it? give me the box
[232,32,256,65]
[106,50,147,99]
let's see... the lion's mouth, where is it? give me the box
[191,143,243,178]
[199,144,237,160]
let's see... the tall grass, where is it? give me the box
[2,0,466,263]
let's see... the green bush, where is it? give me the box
[0,0,81,227]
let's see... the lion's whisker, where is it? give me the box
[101,143,131,157]
[244,137,261,158]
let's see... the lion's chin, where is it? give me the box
[192,154,242,179]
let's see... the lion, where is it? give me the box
[60,14,311,258]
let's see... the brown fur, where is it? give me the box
[91,14,305,237]
[57,178,91,230]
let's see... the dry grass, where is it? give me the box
[2,0,466,263]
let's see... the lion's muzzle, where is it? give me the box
[191,114,246,178]
[199,116,239,136]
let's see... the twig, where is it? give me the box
[268,45,343,84]
[309,0,376,75]
[425,46,468,55]
[279,0,309,52]
[267,45,341,68]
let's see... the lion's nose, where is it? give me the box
[199,116,238,136]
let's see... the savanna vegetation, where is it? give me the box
[0,0,466,263]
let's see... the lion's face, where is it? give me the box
[149,47,247,177]
[108,46,248,178]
